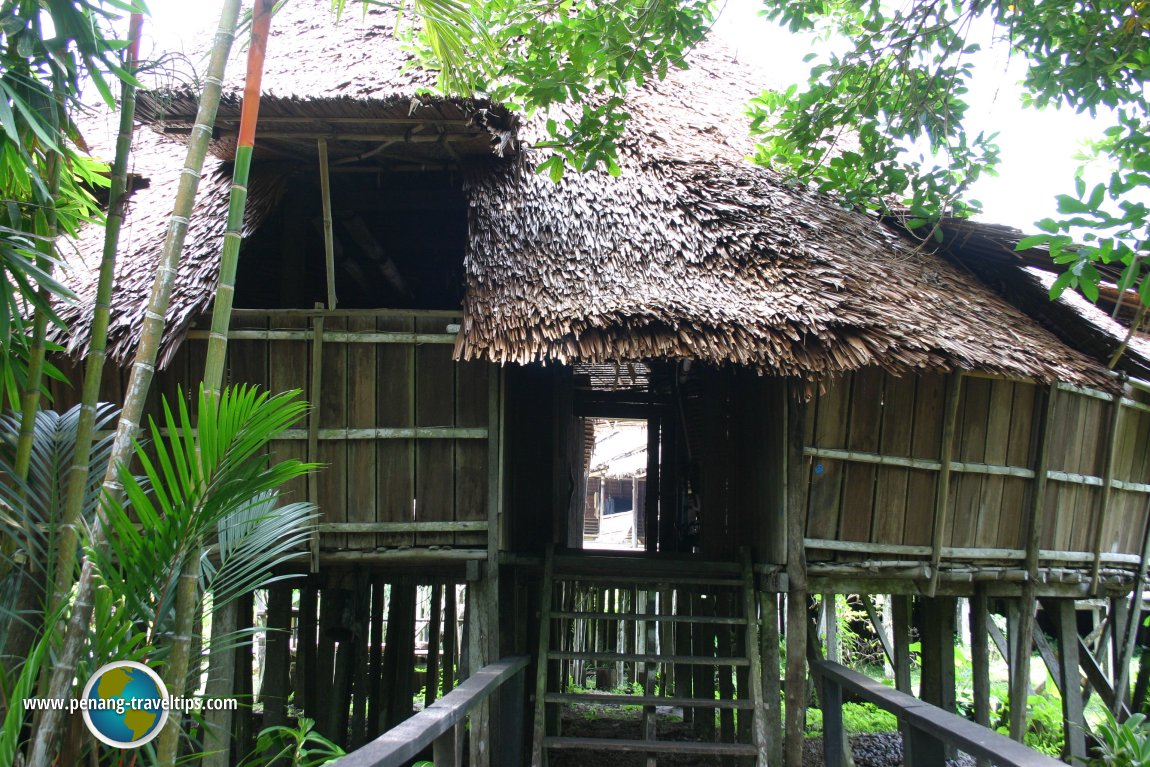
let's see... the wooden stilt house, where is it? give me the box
[55,3,1150,764]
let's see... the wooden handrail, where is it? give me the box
[331,656,529,767]
[813,660,1065,767]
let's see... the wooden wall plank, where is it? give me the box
[904,375,945,546]
[807,374,851,541]
[376,316,414,548]
[319,317,349,550]
[950,377,989,549]
[872,373,916,546]
[839,368,884,544]
[415,316,455,545]
[997,382,1036,549]
[455,361,489,548]
[268,315,310,508]
[347,316,378,551]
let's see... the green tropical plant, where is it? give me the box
[1089,710,1150,767]
[0,403,119,672]
[747,0,1150,329]
[240,717,346,767]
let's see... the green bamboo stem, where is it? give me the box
[154,557,202,765]
[25,3,243,764]
[175,4,273,764]
[51,10,144,615]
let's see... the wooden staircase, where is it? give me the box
[530,550,768,766]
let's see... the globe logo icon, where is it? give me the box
[81,661,169,748]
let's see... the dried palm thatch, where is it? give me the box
[457,44,1112,388]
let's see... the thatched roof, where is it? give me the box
[456,46,1111,387]
[135,2,514,165]
[56,1,1118,388]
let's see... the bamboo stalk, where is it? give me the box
[51,7,144,620]
[26,4,244,764]
[308,310,324,570]
[196,3,275,764]
[318,138,337,309]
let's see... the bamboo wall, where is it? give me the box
[802,368,1150,568]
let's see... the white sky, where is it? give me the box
[139,0,1106,233]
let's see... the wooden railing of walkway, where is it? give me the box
[813,659,1067,767]
[329,656,529,767]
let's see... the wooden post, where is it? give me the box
[760,591,784,767]
[1090,390,1124,592]
[427,583,444,708]
[860,595,895,672]
[928,372,963,596]
[970,586,991,767]
[892,595,913,695]
[1051,599,1087,761]
[307,310,325,571]
[530,549,554,767]
[742,550,769,767]
[919,597,957,714]
[299,580,318,720]
[316,137,337,310]
[261,584,292,729]
[1012,385,1056,742]
[1113,494,1150,714]
[444,585,458,694]
[824,594,840,663]
[784,386,809,767]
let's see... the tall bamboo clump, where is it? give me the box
[25,3,244,764]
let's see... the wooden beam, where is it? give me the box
[860,594,895,670]
[1091,392,1125,591]
[928,372,963,595]
[317,137,337,309]
[1113,494,1150,709]
[307,310,324,572]
[970,587,991,767]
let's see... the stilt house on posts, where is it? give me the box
[55,3,1150,765]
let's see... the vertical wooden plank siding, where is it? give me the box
[319,316,349,550]
[807,374,851,541]
[346,315,378,551]
[377,316,415,548]
[416,316,456,545]
[950,376,989,549]
[839,368,884,543]
[263,315,309,505]
[455,361,489,548]
[872,373,916,546]
[976,379,1012,547]
[905,375,946,546]
[998,382,1036,549]
[928,372,963,593]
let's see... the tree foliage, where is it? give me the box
[746,0,1150,314]
[392,0,714,177]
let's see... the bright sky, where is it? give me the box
[140,0,1106,233]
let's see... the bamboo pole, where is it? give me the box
[26,4,244,764]
[50,10,144,613]
[196,4,275,764]
[928,372,963,595]
[318,137,337,309]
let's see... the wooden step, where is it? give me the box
[545,692,754,709]
[550,611,747,625]
[548,651,750,666]
[544,736,758,756]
